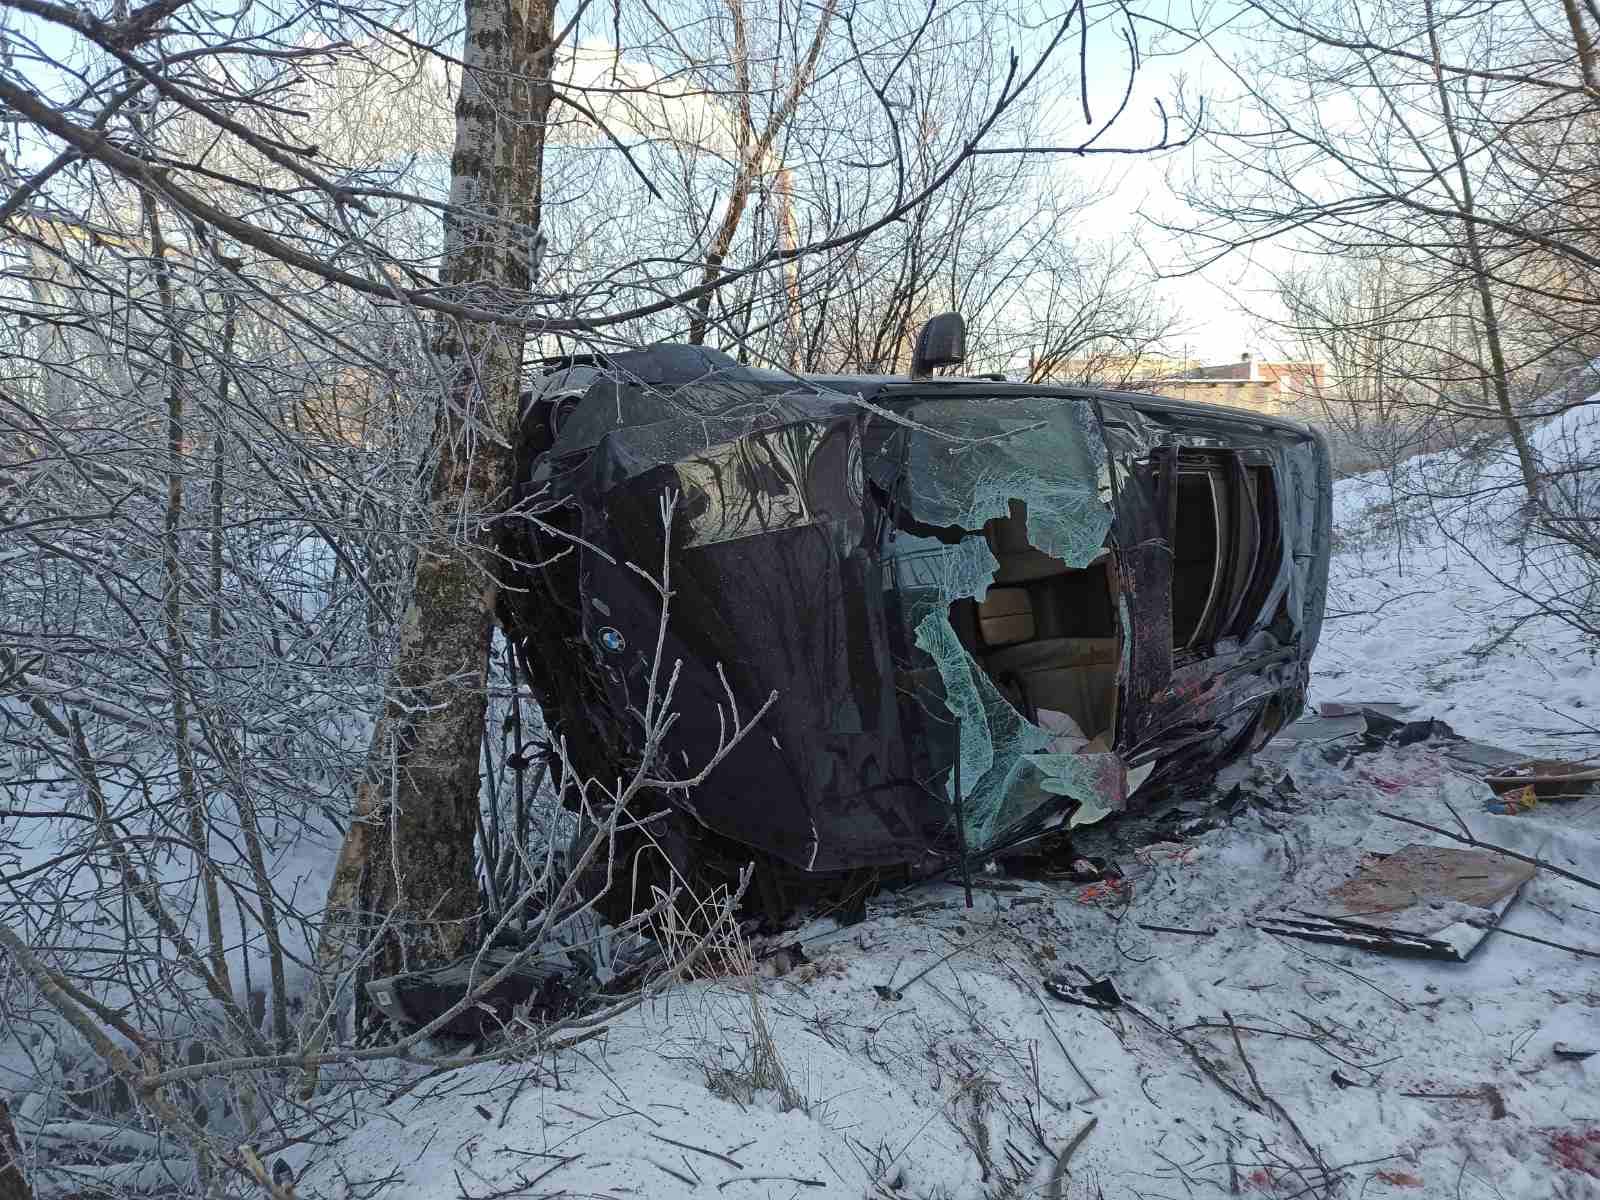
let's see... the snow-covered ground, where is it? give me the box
[1313,406,1600,754]
[298,742,1600,1200]
[297,421,1600,1200]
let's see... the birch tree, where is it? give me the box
[303,0,559,1048]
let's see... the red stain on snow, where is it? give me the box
[1549,1127,1600,1177]
[1375,1170,1424,1188]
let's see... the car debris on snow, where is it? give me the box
[1257,840,1536,962]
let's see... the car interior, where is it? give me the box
[949,499,1120,743]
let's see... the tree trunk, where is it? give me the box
[1425,1,1545,511]
[0,1096,29,1200]
[301,0,556,1080]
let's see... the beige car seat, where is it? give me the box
[976,586,1117,739]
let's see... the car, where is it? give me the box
[499,314,1332,922]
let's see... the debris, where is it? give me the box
[1134,842,1196,865]
[1327,844,1535,913]
[1277,705,1458,764]
[1319,700,1416,719]
[364,947,588,1037]
[1256,913,1470,960]
[1360,708,1456,748]
[1437,738,1530,772]
[1256,843,1536,962]
[1400,1084,1507,1120]
[1330,1069,1361,1089]
[1484,784,1537,815]
[1153,799,1225,838]
[1485,758,1600,803]
[1043,973,1123,1010]
[1274,711,1368,744]
[1554,1044,1596,1061]
[1072,877,1131,906]
[1276,706,1539,783]
[1065,856,1112,882]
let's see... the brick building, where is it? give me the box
[1140,353,1327,416]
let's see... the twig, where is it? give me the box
[649,1131,744,1168]
[498,1072,531,1129]
[717,1175,827,1190]
[1226,1011,1332,1197]
[1047,1116,1098,1200]
[1273,938,1413,1013]
[1122,1002,1263,1114]
[1000,963,1099,1101]
[883,938,975,999]
[1179,1022,1391,1073]
[1222,1129,1240,1195]
[1137,922,1218,937]
[1477,924,1600,959]
[646,1158,698,1188]
[525,1155,580,1189]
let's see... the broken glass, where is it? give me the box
[875,394,1120,847]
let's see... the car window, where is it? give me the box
[1172,454,1284,651]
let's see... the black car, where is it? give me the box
[500,316,1332,919]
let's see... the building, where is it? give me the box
[1140,353,1327,416]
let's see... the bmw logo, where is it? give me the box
[597,627,626,654]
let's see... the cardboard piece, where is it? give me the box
[1257,843,1535,962]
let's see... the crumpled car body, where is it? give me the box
[504,344,1332,880]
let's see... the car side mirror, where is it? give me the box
[910,312,966,378]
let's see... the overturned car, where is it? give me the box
[500,318,1331,918]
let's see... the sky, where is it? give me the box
[1039,0,1300,362]
[2,0,1301,365]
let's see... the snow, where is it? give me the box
[295,738,1600,1200]
[291,415,1600,1200]
[1313,404,1600,753]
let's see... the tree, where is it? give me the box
[303,0,559,1064]
[0,1096,28,1200]
[1169,0,1600,623]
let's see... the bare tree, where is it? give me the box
[1169,0,1600,627]
[303,0,560,1073]
[0,1096,28,1200]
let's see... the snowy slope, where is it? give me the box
[293,740,1600,1200]
[296,422,1600,1200]
[1313,404,1600,753]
